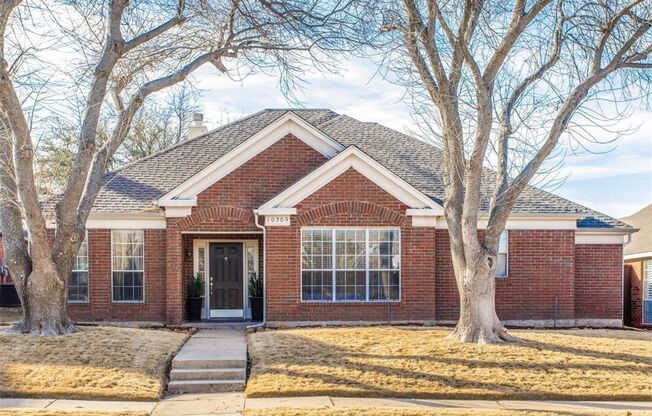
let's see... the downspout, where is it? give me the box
[248,210,266,329]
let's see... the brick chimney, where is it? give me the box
[187,112,208,139]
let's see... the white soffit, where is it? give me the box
[46,215,167,230]
[258,146,443,214]
[434,216,580,230]
[157,112,344,207]
[624,251,652,260]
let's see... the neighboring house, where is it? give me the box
[20,108,633,326]
[622,204,652,328]
[0,231,20,307]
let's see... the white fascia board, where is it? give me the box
[259,146,443,213]
[624,251,652,260]
[575,233,626,245]
[406,208,440,216]
[164,206,194,218]
[159,198,197,207]
[435,216,578,230]
[46,214,167,229]
[157,112,343,205]
[257,207,297,216]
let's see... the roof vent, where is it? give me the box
[188,112,208,139]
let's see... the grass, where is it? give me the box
[244,409,652,416]
[0,325,190,400]
[246,326,652,400]
[0,412,147,416]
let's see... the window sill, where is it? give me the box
[300,300,401,304]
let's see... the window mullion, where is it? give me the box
[365,228,369,302]
[331,228,336,303]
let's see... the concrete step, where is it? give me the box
[170,367,246,381]
[171,358,247,369]
[167,379,245,394]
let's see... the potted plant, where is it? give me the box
[186,272,204,322]
[248,271,263,321]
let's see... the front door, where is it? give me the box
[209,243,244,318]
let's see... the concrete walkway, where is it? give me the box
[3,395,652,415]
[168,328,247,394]
[0,397,156,413]
[151,395,652,415]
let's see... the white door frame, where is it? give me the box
[193,239,259,319]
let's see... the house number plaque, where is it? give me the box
[265,215,291,226]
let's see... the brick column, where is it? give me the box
[166,218,184,324]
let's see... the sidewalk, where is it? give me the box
[0,397,156,413]
[2,395,652,415]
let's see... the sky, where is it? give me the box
[189,58,652,220]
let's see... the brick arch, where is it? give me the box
[297,201,404,226]
[177,206,254,231]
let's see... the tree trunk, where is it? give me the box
[446,257,515,344]
[7,267,77,336]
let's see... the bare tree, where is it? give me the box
[362,0,652,343]
[0,0,358,335]
[35,84,201,195]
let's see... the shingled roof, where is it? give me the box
[48,108,632,231]
[622,204,652,255]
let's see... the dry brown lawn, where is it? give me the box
[0,412,147,416]
[244,409,652,416]
[246,327,652,400]
[0,325,190,400]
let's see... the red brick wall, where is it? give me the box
[266,168,438,322]
[68,229,167,322]
[574,244,623,320]
[162,134,327,322]
[196,133,327,213]
[435,229,576,322]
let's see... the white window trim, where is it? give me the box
[300,226,401,303]
[111,229,146,304]
[67,231,89,304]
[495,230,509,279]
[644,260,652,324]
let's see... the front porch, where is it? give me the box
[182,232,263,322]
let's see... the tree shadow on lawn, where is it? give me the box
[248,329,652,400]
[0,326,187,400]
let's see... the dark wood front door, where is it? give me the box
[209,243,244,311]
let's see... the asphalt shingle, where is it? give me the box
[43,109,631,231]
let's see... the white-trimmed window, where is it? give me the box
[495,231,508,278]
[112,230,144,302]
[67,235,89,303]
[301,228,400,302]
[644,260,652,324]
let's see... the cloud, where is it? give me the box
[192,58,651,219]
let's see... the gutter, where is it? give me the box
[248,210,266,330]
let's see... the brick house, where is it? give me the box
[622,204,651,328]
[7,109,634,326]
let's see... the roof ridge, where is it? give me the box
[315,113,345,129]
[108,109,270,176]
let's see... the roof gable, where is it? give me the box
[158,112,344,212]
[258,146,443,216]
